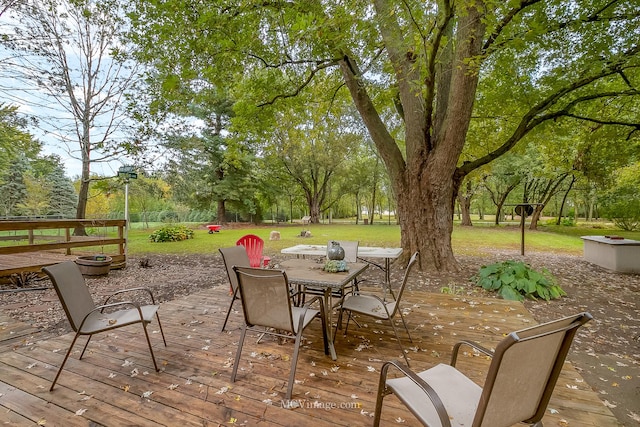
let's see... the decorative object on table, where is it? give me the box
[323,259,348,273]
[74,255,113,276]
[327,240,345,260]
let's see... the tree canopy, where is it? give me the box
[125,1,640,269]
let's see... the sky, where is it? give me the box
[0,3,138,179]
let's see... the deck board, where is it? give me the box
[0,286,620,426]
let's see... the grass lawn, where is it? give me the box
[124,221,640,257]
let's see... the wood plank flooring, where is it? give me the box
[0,285,620,426]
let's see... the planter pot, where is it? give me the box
[75,255,113,276]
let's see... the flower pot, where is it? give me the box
[75,255,113,276]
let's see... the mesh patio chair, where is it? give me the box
[336,251,419,365]
[219,246,251,332]
[42,261,166,391]
[373,312,593,427]
[236,234,271,267]
[230,266,329,400]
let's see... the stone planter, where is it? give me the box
[75,255,113,276]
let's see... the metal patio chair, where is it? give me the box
[42,261,166,391]
[219,246,251,332]
[336,251,419,365]
[373,312,593,427]
[230,266,329,400]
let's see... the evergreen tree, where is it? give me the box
[0,156,29,217]
[47,163,78,218]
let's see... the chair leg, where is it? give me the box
[231,324,248,383]
[285,330,304,400]
[142,322,160,372]
[221,297,236,332]
[388,318,410,367]
[155,313,167,346]
[373,366,390,427]
[398,311,413,343]
[50,332,81,391]
[79,335,92,359]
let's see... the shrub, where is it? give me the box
[149,225,195,243]
[472,260,566,302]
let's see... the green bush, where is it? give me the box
[149,225,195,243]
[472,260,566,302]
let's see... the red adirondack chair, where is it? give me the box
[236,234,271,268]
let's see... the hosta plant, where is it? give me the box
[472,260,566,302]
[149,225,195,243]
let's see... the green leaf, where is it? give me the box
[500,286,524,301]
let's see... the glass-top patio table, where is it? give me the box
[279,258,369,360]
[281,244,403,284]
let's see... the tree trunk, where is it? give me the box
[556,175,576,225]
[217,199,226,224]
[73,141,90,236]
[395,162,459,271]
[458,181,473,226]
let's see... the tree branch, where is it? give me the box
[257,60,339,107]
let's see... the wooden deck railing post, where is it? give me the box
[65,227,71,255]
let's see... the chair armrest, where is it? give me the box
[302,295,323,309]
[103,287,157,305]
[379,360,452,427]
[347,279,396,301]
[450,340,494,367]
[78,301,145,330]
[295,296,326,331]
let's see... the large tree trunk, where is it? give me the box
[336,2,485,271]
[217,199,226,224]
[396,163,458,271]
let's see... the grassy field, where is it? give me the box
[124,221,640,257]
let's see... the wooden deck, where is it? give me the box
[0,285,620,426]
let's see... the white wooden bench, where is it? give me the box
[301,215,311,225]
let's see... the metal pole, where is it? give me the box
[124,179,129,258]
[520,211,525,256]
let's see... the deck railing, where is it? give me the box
[0,219,126,272]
